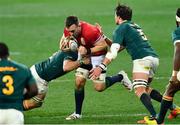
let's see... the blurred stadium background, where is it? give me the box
[0,0,180,124]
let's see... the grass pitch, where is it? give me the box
[0,0,180,124]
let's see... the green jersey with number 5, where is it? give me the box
[0,59,36,111]
[113,20,158,60]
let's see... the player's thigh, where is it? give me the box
[30,65,48,94]
[93,73,106,92]
[132,59,150,89]
[133,56,159,79]
[75,67,90,88]
[133,56,159,80]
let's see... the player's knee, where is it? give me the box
[133,80,147,97]
[134,88,146,97]
[75,67,89,79]
[23,96,44,111]
[146,87,152,94]
[148,78,153,83]
[164,81,180,97]
[94,83,105,92]
[75,77,86,90]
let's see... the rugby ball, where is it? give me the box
[69,39,78,52]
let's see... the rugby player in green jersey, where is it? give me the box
[144,8,180,125]
[23,40,90,110]
[0,42,38,124]
[90,3,179,124]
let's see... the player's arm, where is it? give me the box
[103,35,125,52]
[63,57,90,72]
[100,43,120,66]
[59,34,66,50]
[24,83,38,99]
[89,43,120,79]
[172,42,180,75]
[24,71,38,99]
[90,38,108,54]
[104,36,112,46]
[78,38,108,56]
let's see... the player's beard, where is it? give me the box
[73,32,80,39]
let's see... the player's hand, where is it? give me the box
[82,56,91,65]
[169,76,179,83]
[59,37,71,52]
[78,46,87,56]
[95,23,103,34]
[89,67,102,80]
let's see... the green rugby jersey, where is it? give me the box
[172,27,180,43]
[0,59,36,111]
[35,50,78,82]
[113,21,158,60]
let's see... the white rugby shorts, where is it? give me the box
[30,65,48,94]
[0,109,24,124]
[133,56,159,78]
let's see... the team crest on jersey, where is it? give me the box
[80,38,86,45]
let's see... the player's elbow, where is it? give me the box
[63,65,72,72]
[63,66,69,72]
[30,84,38,97]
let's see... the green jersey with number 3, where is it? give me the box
[113,21,158,60]
[0,59,36,111]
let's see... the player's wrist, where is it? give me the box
[172,70,178,76]
[102,34,107,39]
[86,48,91,55]
[78,59,84,66]
[98,63,106,71]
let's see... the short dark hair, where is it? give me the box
[115,3,132,21]
[65,16,79,28]
[176,8,180,17]
[0,42,9,58]
[176,8,180,27]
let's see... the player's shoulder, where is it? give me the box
[172,27,180,38]
[174,27,180,34]
[10,60,29,72]
[81,21,99,32]
[81,21,100,38]
[115,22,130,33]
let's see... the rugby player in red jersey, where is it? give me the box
[60,16,132,120]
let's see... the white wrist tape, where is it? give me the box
[102,34,107,39]
[172,70,178,76]
[105,43,120,60]
[99,63,107,70]
[77,53,82,60]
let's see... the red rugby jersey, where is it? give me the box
[63,21,107,56]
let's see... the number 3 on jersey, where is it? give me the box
[1,75,14,95]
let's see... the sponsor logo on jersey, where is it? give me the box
[0,67,17,72]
